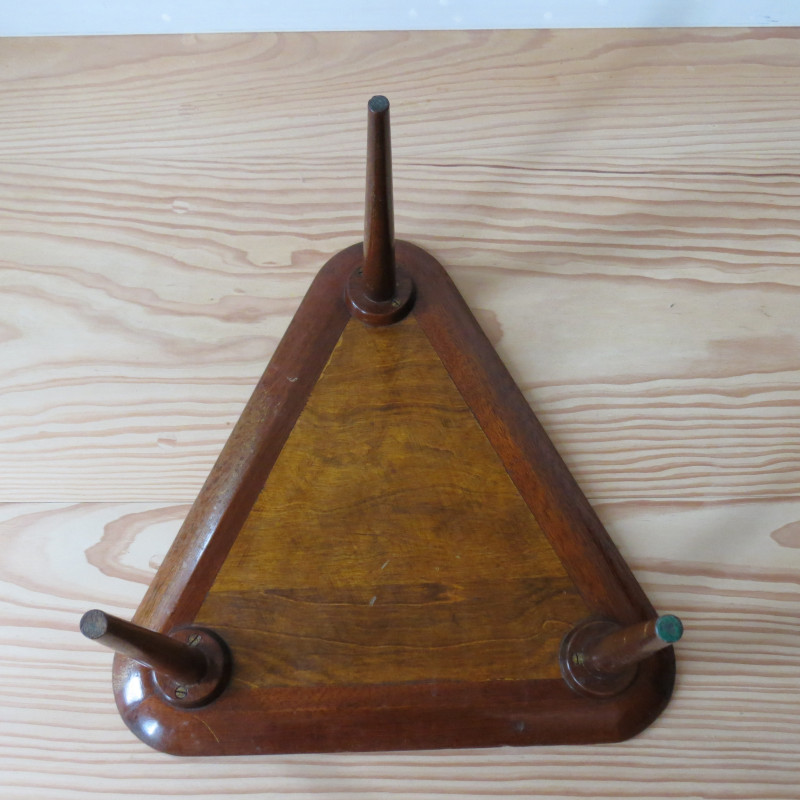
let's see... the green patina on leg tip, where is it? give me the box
[656,614,684,643]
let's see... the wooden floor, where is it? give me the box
[1,28,799,799]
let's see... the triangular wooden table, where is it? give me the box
[81,97,681,755]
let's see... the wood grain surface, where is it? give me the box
[196,316,587,687]
[0,27,799,798]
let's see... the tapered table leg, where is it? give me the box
[561,615,683,697]
[346,95,414,324]
[81,609,231,707]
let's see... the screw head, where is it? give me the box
[187,633,202,647]
[174,685,188,699]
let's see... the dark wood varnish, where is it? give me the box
[81,610,207,684]
[362,95,395,303]
[346,97,415,325]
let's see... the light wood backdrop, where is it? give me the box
[1,28,799,799]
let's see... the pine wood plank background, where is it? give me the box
[1,28,799,799]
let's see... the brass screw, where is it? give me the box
[187,633,202,647]
[391,298,400,308]
[175,685,188,699]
